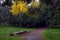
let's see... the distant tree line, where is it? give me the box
[0,0,60,28]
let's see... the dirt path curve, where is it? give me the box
[22,28,47,40]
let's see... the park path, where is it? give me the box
[22,28,47,40]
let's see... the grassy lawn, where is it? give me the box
[42,28,60,40]
[0,25,35,40]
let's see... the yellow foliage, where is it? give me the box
[10,1,28,15]
[31,2,40,8]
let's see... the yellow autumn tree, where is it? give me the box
[10,1,28,15]
[31,2,40,8]
[27,1,40,18]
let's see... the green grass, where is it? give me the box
[42,28,60,40]
[0,25,35,40]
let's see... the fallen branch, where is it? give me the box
[9,30,30,36]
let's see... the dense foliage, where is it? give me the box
[10,1,28,15]
[2,0,12,6]
[0,0,60,28]
[43,0,60,27]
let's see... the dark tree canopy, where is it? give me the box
[2,0,12,6]
[24,0,32,4]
